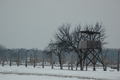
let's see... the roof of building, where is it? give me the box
[80,31,100,34]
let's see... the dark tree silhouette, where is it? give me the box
[46,39,70,69]
[47,22,107,70]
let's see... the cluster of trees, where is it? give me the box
[45,22,107,70]
[1,22,119,70]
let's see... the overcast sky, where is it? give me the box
[0,0,120,50]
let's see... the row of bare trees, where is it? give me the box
[45,22,107,70]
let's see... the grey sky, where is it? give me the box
[0,0,120,50]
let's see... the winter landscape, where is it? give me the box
[0,0,120,80]
[0,62,120,80]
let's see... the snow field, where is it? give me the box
[0,65,120,80]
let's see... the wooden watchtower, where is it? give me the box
[79,31,102,71]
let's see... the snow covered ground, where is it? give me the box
[0,64,120,80]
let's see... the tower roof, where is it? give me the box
[80,31,100,34]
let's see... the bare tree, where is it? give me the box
[48,22,107,70]
[46,39,69,69]
[54,23,83,70]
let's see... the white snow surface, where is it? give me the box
[0,65,120,80]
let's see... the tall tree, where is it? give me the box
[46,39,69,69]
[48,22,107,70]
[54,23,82,69]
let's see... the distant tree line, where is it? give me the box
[0,45,43,62]
[0,44,119,68]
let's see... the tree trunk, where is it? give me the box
[51,51,54,69]
[71,51,73,70]
[86,58,88,71]
[59,57,62,69]
[76,56,79,70]
[104,52,107,71]
[81,53,83,70]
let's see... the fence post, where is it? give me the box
[25,50,29,67]
[2,51,5,66]
[51,51,54,69]
[10,50,13,66]
[42,51,45,68]
[104,50,109,71]
[17,50,21,67]
[68,63,70,70]
[34,50,37,68]
[117,50,120,71]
